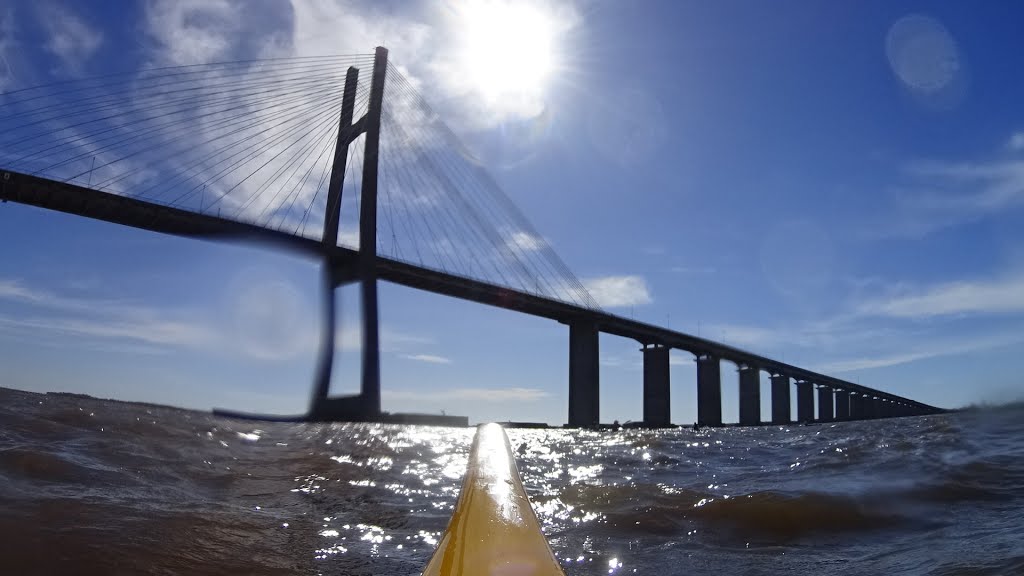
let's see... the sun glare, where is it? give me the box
[454,0,560,111]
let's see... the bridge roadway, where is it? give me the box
[0,169,943,421]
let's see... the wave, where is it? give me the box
[557,483,910,541]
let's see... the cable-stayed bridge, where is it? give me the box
[0,48,942,426]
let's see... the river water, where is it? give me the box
[2,386,1023,575]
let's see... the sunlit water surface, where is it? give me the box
[2,387,1023,575]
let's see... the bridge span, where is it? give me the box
[0,47,943,426]
[0,168,942,425]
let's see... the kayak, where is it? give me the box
[422,423,565,576]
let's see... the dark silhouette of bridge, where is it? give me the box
[0,48,943,426]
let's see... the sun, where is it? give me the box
[452,0,562,114]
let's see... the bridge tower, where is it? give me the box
[309,47,388,421]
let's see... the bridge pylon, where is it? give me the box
[309,47,388,422]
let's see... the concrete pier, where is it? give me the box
[849,394,863,419]
[817,386,834,422]
[697,355,722,427]
[568,322,600,427]
[642,345,671,427]
[770,374,791,424]
[865,397,879,419]
[835,390,851,420]
[796,380,814,423]
[738,365,761,426]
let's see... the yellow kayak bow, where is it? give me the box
[422,423,565,576]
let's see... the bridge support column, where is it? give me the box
[696,355,722,427]
[642,345,671,427]
[817,386,834,422]
[738,365,761,426]
[568,322,600,427]
[849,394,863,420]
[835,390,851,421]
[865,397,879,419]
[770,374,791,424]
[355,47,389,418]
[796,381,814,423]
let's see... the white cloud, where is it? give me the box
[38,3,103,73]
[286,0,431,64]
[337,230,360,248]
[506,231,545,252]
[143,0,238,66]
[401,353,452,364]
[582,275,651,308]
[385,386,549,402]
[857,275,1024,319]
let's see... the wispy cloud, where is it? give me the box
[0,278,218,349]
[401,353,452,364]
[37,2,103,74]
[335,325,433,353]
[0,8,16,90]
[669,265,716,275]
[143,0,238,66]
[599,354,639,370]
[669,355,692,366]
[0,278,143,314]
[0,314,215,348]
[1,277,442,363]
[1008,132,1024,151]
[582,275,651,308]
[0,277,287,359]
[708,323,786,350]
[385,386,549,402]
[878,153,1024,237]
[856,275,1024,319]
[815,331,1024,373]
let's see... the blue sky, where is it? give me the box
[3,0,1024,425]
